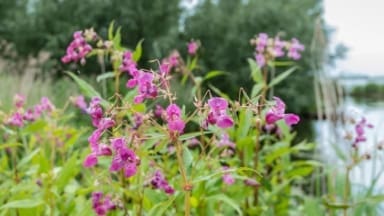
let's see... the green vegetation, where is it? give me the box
[351,83,384,100]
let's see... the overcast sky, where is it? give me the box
[324,0,384,76]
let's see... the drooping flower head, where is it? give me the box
[165,104,185,134]
[265,97,300,126]
[109,138,139,178]
[205,97,234,129]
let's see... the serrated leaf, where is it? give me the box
[96,72,115,82]
[0,199,44,209]
[268,66,297,88]
[133,39,144,62]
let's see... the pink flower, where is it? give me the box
[98,118,115,130]
[87,97,103,127]
[255,53,266,67]
[273,37,285,57]
[187,40,199,55]
[256,33,268,52]
[133,72,158,104]
[265,97,300,126]
[83,153,98,167]
[222,166,235,185]
[109,138,139,178]
[6,112,24,127]
[74,95,87,111]
[165,104,185,133]
[13,94,25,109]
[40,97,55,112]
[205,97,234,129]
[91,192,116,216]
[287,38,305,60]
[353,118,373,147]
[217,133,235,148]
[61,31,92,64]
[150,170,175,195]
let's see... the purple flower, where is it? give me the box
[353,118,373,147]
[205,97,234,129]
[61,31,92,64]
[287,38,305,60]
[40,97,55,112]
[217,133,236,148]
[255,53,266,68]
[273,37,285,57]
[222,166,235,185]
[150,170,175,195]
[23,109,36,122]
[74,95,88,111]
[91,192,116,216]
[6,112,24,127]
[83,153,98,167]
[13,94,25,109]
[165,104,185,134]
[188,40,199,55]
[109,138,138,178]
[133,72,158,104]
[87,97,103,127]
[256,33,268,52]
[98,118,115,130]
[265,97,300,126]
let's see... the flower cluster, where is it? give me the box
[165,104,185,134]
[149,170,175,195]
[91,192,116,216]
[204,97,234,129]
[352,117,374,148]
[6,95,55,127]
[109,138,139,178]
[250,33,305,67]
[265,97,300,126]
[120,51,158,104]
[61,31,93,65]
[159,51,180,75]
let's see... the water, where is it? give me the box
[313,96,384,191]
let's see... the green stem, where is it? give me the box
[175,138,191,216]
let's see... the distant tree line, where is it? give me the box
[0,0,336,114]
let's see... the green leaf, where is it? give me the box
[268,66,297,88]
[147,196,177,216]
[205,194,243,216]
[188,56,198,71]
[55,153,79,192]
[183,146,193,169]
[0,143,22,150]
[22,120,47,134]
[113,27,122,48]
[251,83,264,97]
[17,148,40,169]
[248,58,263,83]
[133,39,144,62]
[203,70,226,81]
[208,84,230,100]
[108,21,115,41]
[0,199,44,209]
[96,72,115,82]
[65,71,109,107]
[179,131,211,141]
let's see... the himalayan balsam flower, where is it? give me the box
[165,104,185,134]
[206,97,234,128]
[134,72,158,104]
[61,31,92,64]
[353,117,373,147]
[222,166,235,185]
[287,38,305,60]
[188,40,199,55]
[265,97,300,126]
[109,138,139,178]
[13,94,25,109]
[273,36,285,57]
[92,192,116,216]
[256,33,268,52]
[217,133,236,148]
[74,95,88,111]
[150,170,175,195]
[7,112,24,127]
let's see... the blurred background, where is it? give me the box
[0,0,383,156]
